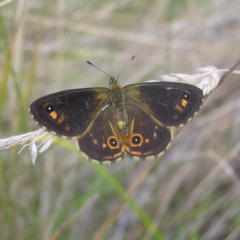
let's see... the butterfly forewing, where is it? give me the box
[30,88,108,137]
[124,82,203,126]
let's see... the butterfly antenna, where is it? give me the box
[86,61,112,78]
[116,56,135,80]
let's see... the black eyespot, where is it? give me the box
[109,137,118,147]
[182,92,189,99]
[45,104,54,113]
[132,135,141,145]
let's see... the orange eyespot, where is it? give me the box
[108,136,119,149]
[131,134,143,147]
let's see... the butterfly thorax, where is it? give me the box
[109,81,129,136]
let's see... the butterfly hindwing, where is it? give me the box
[124,104,172,158]
[30,88,108,137]
[78,102,172,161]
[78,107,124,162]
[124,82,203,126]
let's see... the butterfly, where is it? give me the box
[30,75,203,163]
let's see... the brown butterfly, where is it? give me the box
[30,72,203,163]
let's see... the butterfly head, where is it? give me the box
[109,76,118,87]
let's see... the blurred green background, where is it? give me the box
[0,0,240,239]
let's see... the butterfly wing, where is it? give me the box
[123,103,172,158]
[30,88,109,137]
[78,106,125,162]
[124,82,203,126]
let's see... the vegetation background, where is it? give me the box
[0,0,240,239]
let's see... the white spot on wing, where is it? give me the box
[101,104,109,111]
